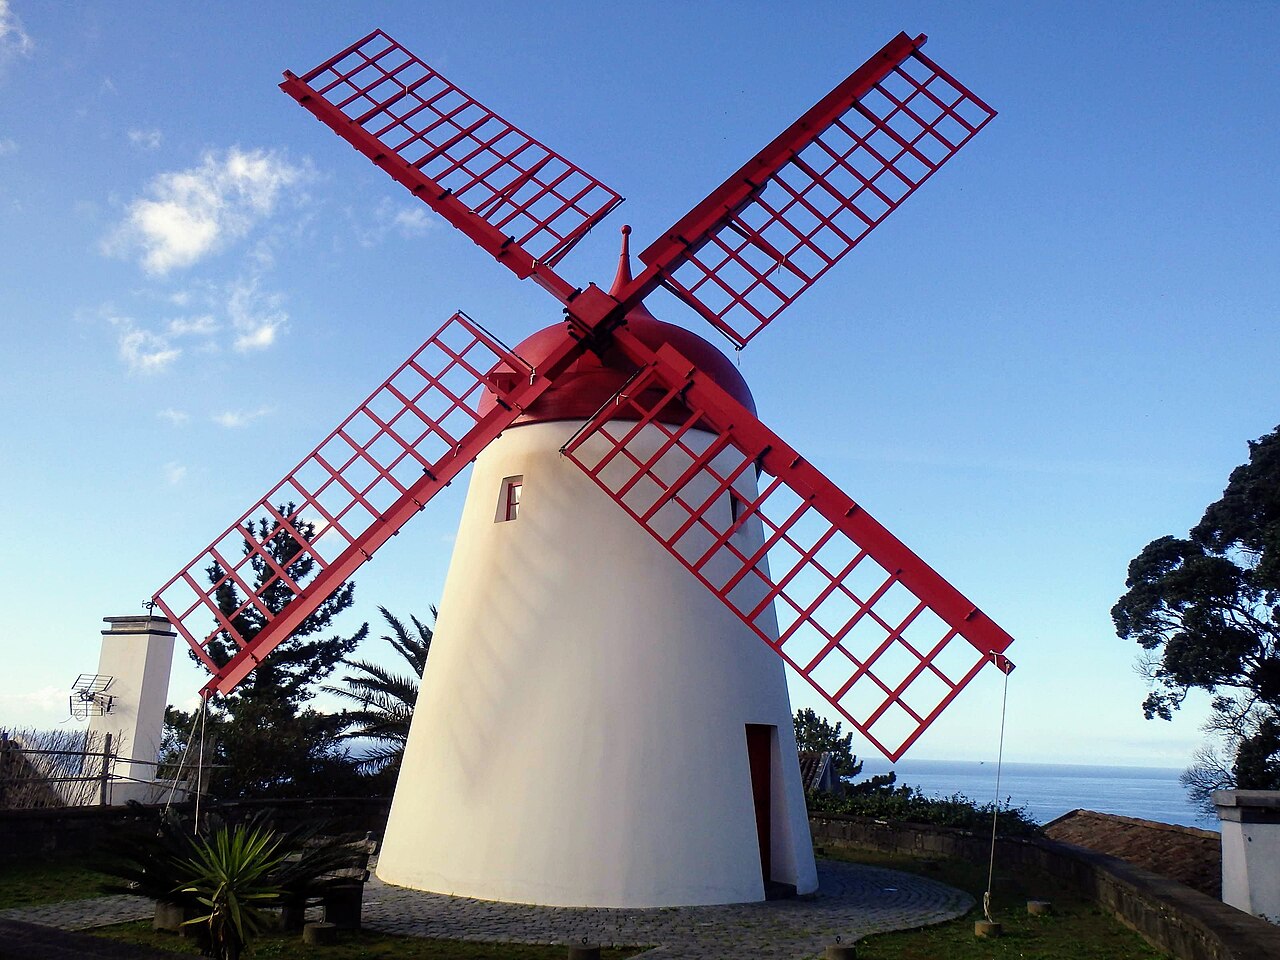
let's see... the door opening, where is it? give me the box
[744,724,773,886]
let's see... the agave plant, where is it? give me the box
[178,823,285,960]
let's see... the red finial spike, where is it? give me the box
[609,224,633,297]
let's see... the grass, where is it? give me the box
[825,847,1172,959]
[1,851,1173,959]
[94,922,645,958]
[0,857,110,909]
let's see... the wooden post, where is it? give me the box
[99,733,112,805]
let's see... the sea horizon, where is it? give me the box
[852,757,1215,830]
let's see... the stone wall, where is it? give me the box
[809,812,1280,960]
[0,797,392,863]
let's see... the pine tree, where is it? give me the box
[171,503,370,798]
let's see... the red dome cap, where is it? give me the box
[482,313,755,426]
[481,225,753,425]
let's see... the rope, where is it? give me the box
[161,705,203,815]
[983,660,1011,924]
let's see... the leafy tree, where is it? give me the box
[323,606,435,778]
[1113,425,1280,798]
[793,707,862,781]
[168,503,369,799]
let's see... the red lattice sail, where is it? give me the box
[153,313,544,697]
[636,33,995,349]
[282,30,622,283]
[562,343,1013,760]
[161,27,1014,741]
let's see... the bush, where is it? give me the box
[94,806,369,955]
[807,784,1040,836]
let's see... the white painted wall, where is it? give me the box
[1216,790,1280,922]
[378,420,817,907]
[84,616,176,804]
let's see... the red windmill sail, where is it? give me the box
[154,27,1013,760]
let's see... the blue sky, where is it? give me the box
[2,1,1277,770]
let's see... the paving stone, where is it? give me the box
[360,860,971,958]
[0,895,152,931]
[0,860,971,960]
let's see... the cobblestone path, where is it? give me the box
[0,860,972,959]
[362,859,972,958]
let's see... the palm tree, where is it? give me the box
[324,606,434,775]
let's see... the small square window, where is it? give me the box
[497,476,522,522]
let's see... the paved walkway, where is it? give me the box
[0,894,153,931]
[0,860,972,959]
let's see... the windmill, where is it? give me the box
[152,28,1015,907]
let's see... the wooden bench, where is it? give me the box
[279,833,378,931]
[320,833,378,929]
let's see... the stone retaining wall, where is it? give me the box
[0,796,391,862]
[809,812,1280,960]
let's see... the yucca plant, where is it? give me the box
[178,823,286,960]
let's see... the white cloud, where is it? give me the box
[0,137,15,156]
[112,316,180,373]
[213,406,272,429]
[98,274,291,373]
[157,408,190,425]
[0,685,66,715]
[0,1,33,61]
[227,278,286,352]
[353,196,435,247]
[105,146,306,275]
[166,314,218,336]
[164,461,187,485]
[394,206,432,236]
[128,128,163,150]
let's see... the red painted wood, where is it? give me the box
[563,328,1014,760]
[159,28,1014,754]
[280,29,622,303]
[153,315,589,698]
[628,34,996,348]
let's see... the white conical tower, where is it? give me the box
[376,232,817,907]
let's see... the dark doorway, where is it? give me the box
[744,724,773,885]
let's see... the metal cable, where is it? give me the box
[161,706,203,815]
[983,662,1011,924]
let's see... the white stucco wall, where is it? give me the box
[378,420,817,907]
[85,617,176,799]
[1216,790,1280,922]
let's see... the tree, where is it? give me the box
[323,606,435,778]
[793,707,862,781]
[1113,425,1280,799]
[205,504,367,708]
[169,503,370,798]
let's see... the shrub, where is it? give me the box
[807,784,1040,836]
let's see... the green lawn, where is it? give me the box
[0,857,110,909]
[95,923,643,959]
[824,848,1172,960]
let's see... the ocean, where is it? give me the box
[851,758,1217,830]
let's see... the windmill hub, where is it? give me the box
[484,315,756,426]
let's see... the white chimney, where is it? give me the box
[84,615,176,804]
[1215,790,1280,922]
